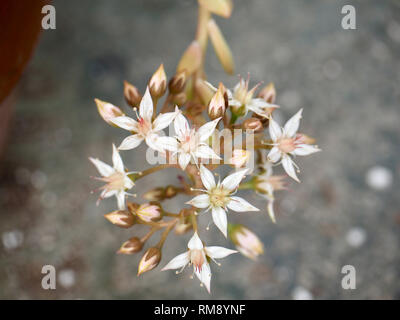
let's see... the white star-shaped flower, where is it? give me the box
[89,144,136,210]
[187,166,259,237]
[161,232,237,293]
[167,113,221,170]
[110,86,179,152]
[267,108,321,182]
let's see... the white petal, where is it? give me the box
[174,113,190,139]
[139,86,153,122]
[196,262,211,294]
[188,232,204,250]
[205,246,237,259]
[110,116,138,131]
[267,146,282,163]
[145,134,166,152]
[153,110,178,132]
[118,134,143,150]
[228,99,242,108]
[124,176,135,189]
[221,168,249,191]
[282,155,300,183]
[199,165,216,190]
[193,145,221,160]
[186,194,210,209]
[212,206,228,238]
[156,136,179,152]
[161,252,190,271]
[267,199,276,223]
[284,108,303,138]
[178,153,191,170]
[112,144,124,172]
[89,157,114,177]
[197,118,221,142]
[101,189,117,199]
[268,117,282,141]
[116,191,126,210]
[227,196,259,212]
[293,144,321,156]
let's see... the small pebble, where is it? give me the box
[292,286,313,300]
[365,166,393,191]
[346,227,367,248]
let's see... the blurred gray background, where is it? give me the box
[0,0,399,299]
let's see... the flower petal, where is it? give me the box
[178,152,191,170]
[221,168,249,191]
[198,118,221,142]
[153,109,179,132]
[205,246,237,259]
[89,157,114,177]
[145,134,166,152]
[267,199,276,223]
[267,146,282,163]
[212,206,228,238]
[284,108,303,138]
[156,136,179,152]
[112,144,124,172]
[282,155,300,183]
[199,165,216,190]
[118,134,143,150]
[161,252,190,271]
[193,145,221,160]
[268,117,282,142]
[116,191,126,210]
[196,262,211,294]
[124,176,135,189]
[227,196,259,212]
[139,86,153,122]
[186,194,210,209]
[174,113,190,139]
[188,232,204,250]
[110,116,138,131]
[293,144,321,156]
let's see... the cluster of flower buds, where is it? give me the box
[89,0,320,294]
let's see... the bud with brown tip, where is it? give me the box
[149,64,167,98]
[124,81,142,108]
[143,187,165,202]
[94,99,125,126]
[168,70,187,94]
[137,247,161,276]
[172,92,187,106]
[258,82,276,104]
[243,118,263,132]
[118,237,143,255]
[104,210,136,228]
[165,185,178,199]
[208,83,226,120]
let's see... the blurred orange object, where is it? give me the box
[0,1,49,156]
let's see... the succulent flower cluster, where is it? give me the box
[89,0,320,293]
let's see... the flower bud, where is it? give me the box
[118,237,143,255]
[124,81,142,108]
[172,92,187,106]
[149,64,167,98]
[199,0,233,18]
[229,224,264,260]
[94,99,125,126]
[195,80,215,106]
[143,187,165,201]
[208,83,226,120]
[177,41,202,76]
[104,210,136,228]
[136,203,162,223]
[165,185,178,199]
[258,82,276,104]
[230,149,251,168]
[138,247,161,276]
[168,70,187,94]
[208,19,235,75]
[242,117,263,132]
